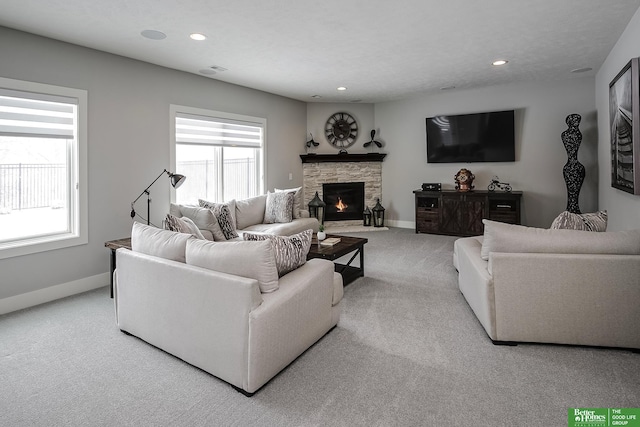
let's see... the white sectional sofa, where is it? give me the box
[170,192,319,240]
[454,219,640,350]
[114,223,343,395]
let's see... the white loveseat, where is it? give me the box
[114,223,343,395]
[453,219,640,350]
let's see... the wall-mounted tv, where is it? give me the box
[426,110,515,163]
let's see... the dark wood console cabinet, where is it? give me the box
[413,190,522,236]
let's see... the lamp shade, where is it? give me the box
[170,173,186,189]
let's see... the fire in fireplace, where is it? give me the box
[322,182,365,221]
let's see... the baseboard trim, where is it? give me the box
[0,272,109,315]
[385,219,414,229]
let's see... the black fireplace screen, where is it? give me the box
[322,182,365,221]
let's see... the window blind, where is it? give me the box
[0,89,77,138]
[176,113,262,148]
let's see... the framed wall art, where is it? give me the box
[609,57,640,195]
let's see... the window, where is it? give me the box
[0,77,87,259]
[171,106,265,205]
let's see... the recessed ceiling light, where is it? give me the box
[337,86,347,91]
[190,33,207,41]
[571,67,593,73]
[141,30,166,40]
[311,95,322,99]
[209,65,227,72]
[492,59,508,66]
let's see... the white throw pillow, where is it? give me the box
[169,203,225,241]
[164,214,206,239]
[131,222,191,263]
[275,187,303,219]
[481,219,640,260]
[235,194,267,230]
[185,239,279,293]
[264,191,294,224]
[198,199,239,240]
[243,229,312,276]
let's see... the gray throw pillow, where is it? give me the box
[263,191,294,224]
[550,210,607,232]
[164,214,205,239]
[243,229,312,276]
[275,187,303,219]
[198,199,239,240]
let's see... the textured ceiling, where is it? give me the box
[1,0,639,103]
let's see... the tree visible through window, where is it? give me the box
[173,110,264,205]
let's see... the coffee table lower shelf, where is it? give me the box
[307,234,368,286]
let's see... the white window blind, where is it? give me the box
[175,113,262,148]
[0,89,77,138]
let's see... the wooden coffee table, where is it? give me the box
[307,234,368,285]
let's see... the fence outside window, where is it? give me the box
[0,163,67,210]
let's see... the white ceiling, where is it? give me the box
[1,0,639,103]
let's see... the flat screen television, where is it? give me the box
[426,110,515,163]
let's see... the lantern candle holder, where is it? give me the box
[308,191,326,225]
[372,198,385,227]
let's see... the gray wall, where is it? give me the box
[596,7,640,231]
[374,78,598,229]
[0,27,306,300]
[306,103,375,154]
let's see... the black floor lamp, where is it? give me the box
[130,169,186,225]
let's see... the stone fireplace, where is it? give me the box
[301,153,386,229]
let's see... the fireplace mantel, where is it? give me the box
[300,153,386,163]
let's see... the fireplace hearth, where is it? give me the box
[323,182,365,221]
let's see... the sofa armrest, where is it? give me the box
[455,237,496,338]
[246,258,336,393]
[490,252,640,348]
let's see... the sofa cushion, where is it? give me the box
[243,229,312,276]
[235,194,267,230]
[164,214,206,239]
[241,217,319,237]
[275,187,303,219]
[550,210,608,232]
[169,203,225,241]
[186,239,279,293]
[131,222,191,263]
[199,199,239,240]
[264,191,294,224]
[481,219,640,260]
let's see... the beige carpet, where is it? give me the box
[1,227,638,426]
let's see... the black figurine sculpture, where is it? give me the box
[561,113,585,214]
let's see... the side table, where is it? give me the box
[104,237,131,298]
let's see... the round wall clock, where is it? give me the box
[325,112,358,151]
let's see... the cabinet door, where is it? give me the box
[441,196,464,234]
[463,195,487,236]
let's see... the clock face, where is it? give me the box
[325,112,358,149]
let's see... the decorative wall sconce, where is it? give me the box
[308,191,326,224]
[363,129,382,151]
[372,198,385,227]
[306,133,319,149]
